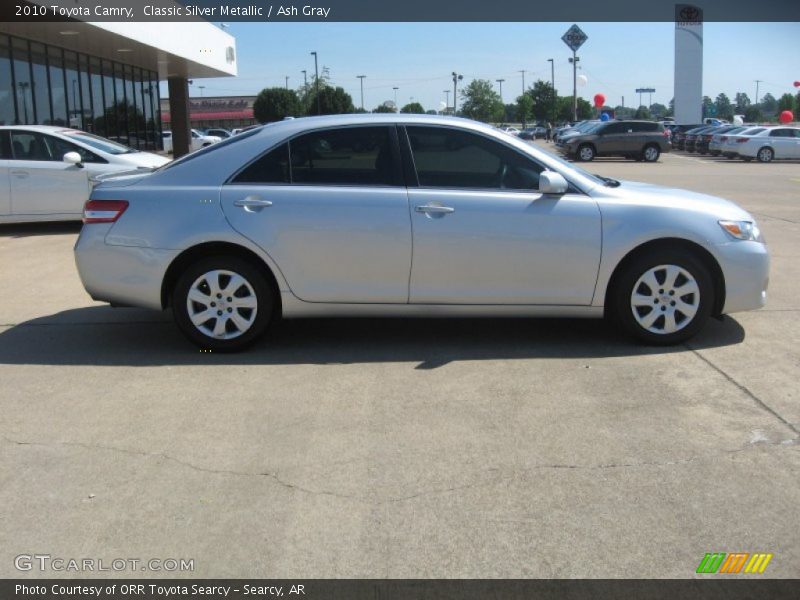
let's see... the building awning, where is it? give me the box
[161,109,254,123]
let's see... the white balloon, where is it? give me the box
[577,74,588,87]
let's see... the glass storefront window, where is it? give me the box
[78,54,93,131]
[89,56,104,135]
[101,60,116,139]
[48,45,67,126]
[113,62,128,145]
[11,37,32,124]
[29,43,51,124]
[64,51,81,129]
[0,35,14,126]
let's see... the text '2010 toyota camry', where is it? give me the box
[74,114,769,351]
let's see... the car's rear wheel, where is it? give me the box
[611,250,713,345]
[172,256,274,351]
[642,144,660,162]
[577,144,595,161]
[757,147,774,163]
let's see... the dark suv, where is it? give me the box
[558,120,670,162]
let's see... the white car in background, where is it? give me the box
[719,126,768,158]
[735,126,800,162]
[162,129,222,154]
[0,125,170,223]
[708,126,748,156]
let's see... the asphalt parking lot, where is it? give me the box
[1,144,798,578]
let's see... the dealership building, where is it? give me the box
[0,14,237,156]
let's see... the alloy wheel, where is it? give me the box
[186,269,258,339]
[630,264,700,335]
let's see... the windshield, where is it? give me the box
[61,130,136,154]
[157,125,264,171]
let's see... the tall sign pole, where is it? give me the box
[561,24,588,122]
[674,5,703,123]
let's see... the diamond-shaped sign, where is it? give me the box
[561,24,588,53]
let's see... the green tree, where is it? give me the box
[759,92,777,115]
[298,68,332,113]
[634,105,652,119]
[400,102,425,114]
[460,79,504,122]
[649,102,667,118]
[667,98,675,117]
[701,96,714,118]
[253,87,301,123]
[372,104,395,113]
[614,105,635,120]
[777,93,795,113]
[526,80,557,122]
[516,94,533,127]
[503,103,517,123]
[714,93,733,120]
[744,105,763,122]
[734,92,751,113]
[306,86,355,116]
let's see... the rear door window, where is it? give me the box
[290,126,398,186]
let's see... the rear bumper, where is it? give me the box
[74,224,178,310]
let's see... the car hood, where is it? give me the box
[113,151,171,168]
[601,180,752,221]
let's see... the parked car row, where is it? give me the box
[670,123,800,162]
[161,129,223,154]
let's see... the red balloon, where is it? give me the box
[593,93,606,108]
[779,110,794,124]
[794,81,800,87]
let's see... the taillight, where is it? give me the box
[83,200,129,224]
[704,134,713,140]
[720,136,728,141]
[736,137,749,143]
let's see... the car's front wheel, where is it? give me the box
[577,144,595,161]
[642,144,661,162]
[172,256,274,351]
[611,250,713,345]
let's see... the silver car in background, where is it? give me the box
[75,114,769,351]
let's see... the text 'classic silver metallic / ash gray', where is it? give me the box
[74,114,769,351]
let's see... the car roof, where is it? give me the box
[0,124,81,133]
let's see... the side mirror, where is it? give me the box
[539,170,568,195]
[63,151,83,167]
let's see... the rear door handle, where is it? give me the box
[234,197,273,212]
[415,204,455,214]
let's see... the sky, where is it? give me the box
[164,21,800,111]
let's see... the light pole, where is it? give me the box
[452,72,463,115]
[357,75,366,110]
[392,86,398,108]
[754,79,762,106]
[284,76,289,90]
[518,69,526,94]
[310,51,320,115]
[496,78,505,103]
[198,85,205,97]
[568,54,580,121]
[301,70,307,87]
[443,89,450,113]
[547,58,555,123]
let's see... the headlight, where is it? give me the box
[719,220,764,242]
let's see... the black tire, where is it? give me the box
[642,144,661,162]
[577,144,595,162]
[172,256,275,352]
[756,147,774,163]
[610,249,714,345]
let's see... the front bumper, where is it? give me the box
[74,224,178,310]
[715,240,770,314]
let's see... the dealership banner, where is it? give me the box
[4,579,800,599]
[2,0,799,22]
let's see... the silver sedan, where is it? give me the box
[74,114,769,351]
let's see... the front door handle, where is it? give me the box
[415,204,455,214]
[10,170,29,178]
[234,197,273,212]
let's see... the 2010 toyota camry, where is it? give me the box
[74,114,769,351]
